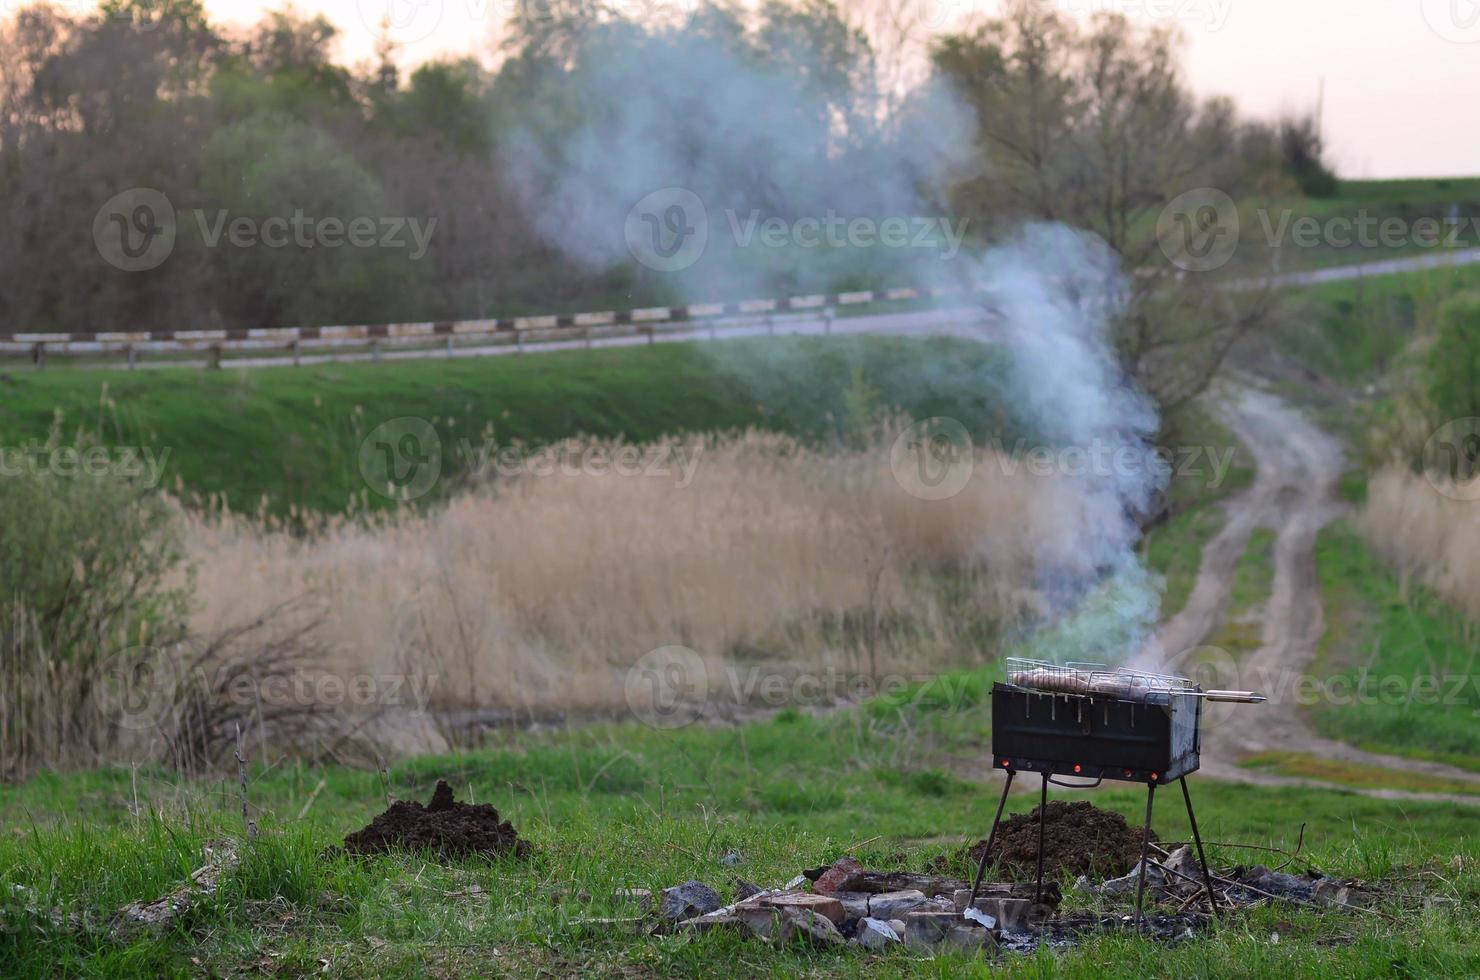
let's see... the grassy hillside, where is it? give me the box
[1256,177,1480,271]
[1308,523,1480,771]
[1281,262,1480,385]
[0,336,1022,515]
[3,690,1478,978]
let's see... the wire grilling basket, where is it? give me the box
[1003,657,1265,703]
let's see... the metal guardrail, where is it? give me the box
[8,250,1478,369]
[0,283,979,369]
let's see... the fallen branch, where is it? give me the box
[1141,850,1394,923]
[1153,824,1306,871]
[234,724,256,839]
[297,778,327,820]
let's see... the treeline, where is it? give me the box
[0,0,1327,344]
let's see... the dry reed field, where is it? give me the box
[178,429,1095,748]
[1358,465,1480,624]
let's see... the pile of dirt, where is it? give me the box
[967,800,1152,880]
[342,780,529,861]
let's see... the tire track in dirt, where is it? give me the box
[1162,382,1480,804]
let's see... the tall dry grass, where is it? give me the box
[1358,465,1480,626]
[178,429,1097,746]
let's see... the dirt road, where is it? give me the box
[1159,382,1480,803]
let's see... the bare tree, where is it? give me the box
[932,1,1293,413]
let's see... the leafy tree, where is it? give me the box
[931,1,1292,411]
[1428,293,1480,441]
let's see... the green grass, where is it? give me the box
[1309,522,1480,771]
[3,694,1480,978]
[1200,527,1277,657]
[1251,177,1480,271]
[1140,408,1256,621]
[1283,262,1480,385]
[1241,750,1480,798]
[0,336,1025,515]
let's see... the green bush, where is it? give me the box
[0,425,188,774]
[1428,292,1480,431]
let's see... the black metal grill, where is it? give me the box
[991,680,1202,783]
[967,659,1266,928]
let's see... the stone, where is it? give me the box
[719,851,743,867]
[945,925,993,952]
[868,889,932,920]
[749,891,846,925]
[832,891,871,921]
[853,916,901,949]
[1098,859,1165,898]
[812,856,866,895]
[887,918,906,936]
[732,879,764,901]
[977,898,1031,933]
[833,871,967,897]
[662,880,723,919]
[902,911,960,950]
[737,906,844,948]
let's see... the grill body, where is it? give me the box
[990,682,1201,783]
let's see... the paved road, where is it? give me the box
[1260,247,1480,287]
[14,247,1480,370]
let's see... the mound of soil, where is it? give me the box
[342,780,529,860]
[968,800,1153,881]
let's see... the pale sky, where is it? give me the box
[187,0,1480,177]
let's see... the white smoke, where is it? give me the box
[500,15,975,301]
[967,226,1167,665]
[499,11,1167,665]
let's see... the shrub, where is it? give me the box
[0,426,188,775]
[1427,293,1480,465]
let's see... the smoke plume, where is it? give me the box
[500,10,1167,664]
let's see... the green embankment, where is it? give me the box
[1284,263,1480,385]
[1306,523,1480,771]
[0,336,1023,515]
[1265,261,1480,770]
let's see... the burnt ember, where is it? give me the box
[997,911,1211,953]
[968,800,1153,880]
[342,779,529,861]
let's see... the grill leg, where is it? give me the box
[1181,777,1220,919]
[1133,782,1156,932]
[967,768,1015,907]
[1034,772,1049,904]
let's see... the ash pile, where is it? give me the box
[617,801,1378,957]
[1076,839,1376,915]
[632,855,1212,955]
[645,859,1058,954]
